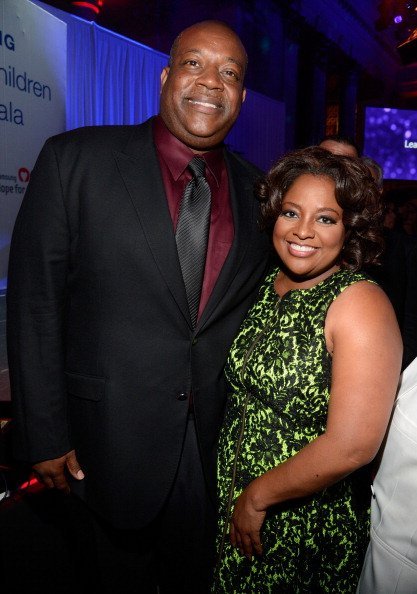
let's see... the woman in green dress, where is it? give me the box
[213,147,402,593]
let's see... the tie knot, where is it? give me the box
[188,157,206,180]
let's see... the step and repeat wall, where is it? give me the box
[0,0,67,291]
[0,0,66,402]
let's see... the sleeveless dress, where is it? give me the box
[212,267,372,594]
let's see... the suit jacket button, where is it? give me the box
[192,338,198,345]
[177,392,188,401]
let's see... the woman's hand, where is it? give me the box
[230,481,267,560]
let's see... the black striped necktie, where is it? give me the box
[175,157,212,328]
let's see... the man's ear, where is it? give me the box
[160,66,170,91]
[242,87,246,103]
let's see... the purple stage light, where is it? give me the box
[394,15,403,24]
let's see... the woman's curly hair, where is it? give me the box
[258,146,384,271]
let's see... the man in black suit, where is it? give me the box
[6,20,269,593]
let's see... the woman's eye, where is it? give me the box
[318,216,335,225]
[281,210,297,218]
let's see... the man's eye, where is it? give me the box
[224,70,239,80]
[184,60,199,67]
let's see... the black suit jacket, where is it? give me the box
[7,118,270,528]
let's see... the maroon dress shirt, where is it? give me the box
[153,116,234,320]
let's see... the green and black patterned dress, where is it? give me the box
[213,267,371,594]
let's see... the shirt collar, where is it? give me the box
[153,115,223,187]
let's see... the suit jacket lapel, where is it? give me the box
[113,119,192,326]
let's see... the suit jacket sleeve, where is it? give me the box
[7,136,72,463]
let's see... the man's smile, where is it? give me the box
[186,97,223,110]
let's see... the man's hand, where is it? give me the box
[230,482,267,560]
[32,449,84,494]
